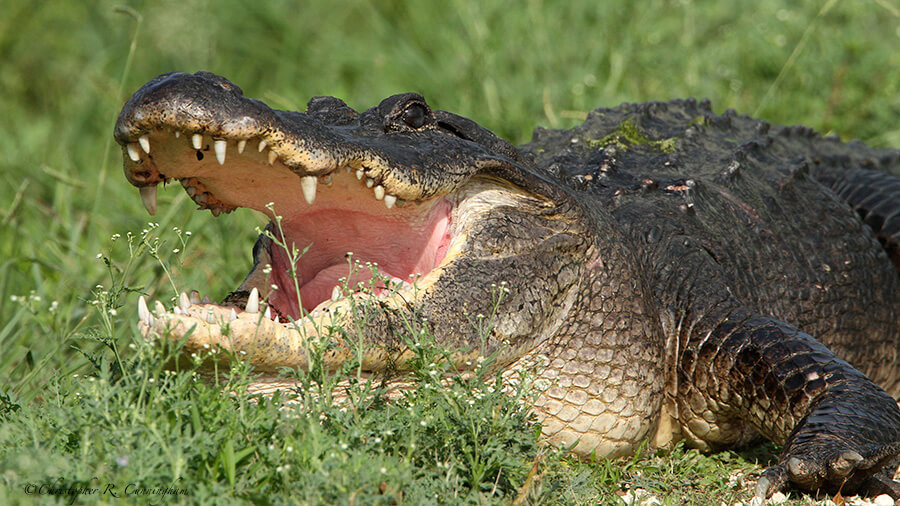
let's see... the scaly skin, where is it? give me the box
[116,72,900,498]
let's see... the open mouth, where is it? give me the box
[125,126,470,331]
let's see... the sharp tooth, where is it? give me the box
[206,311,216,323]
[300,176,317,205]
[258,140,267,152]
[229,308,238,322]
[139,134,150,153]
[345,166,352,173]
[154,300,166,317]
[373,185,385,200]
[147,314,156,326]
[356,169,364,180]
[322,174,332,187]
[201,296,211,304]
[139,186,158,215]
[331,285,341,302]
[189,290,201,304]
[264,306,272,320]
[267,150,277,165]
[173,306,182,315]
[179,292,191,312]
[191,133,203,150]
[366,178,374,188]
[174,130,181,138]
[245,287,259,313]
[274,316,280,324]
[126,143,141,162]
[384,194,397,209]
[138,296,150,323]
[214,139,227,165]
[237,139,247,154]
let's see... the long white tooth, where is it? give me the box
[267,150,277,165]
[245,287,259,313]
[189,290,201,304]
[237,139,247,154]
[274,316,280,324]
[191,133,203,150]
[355,169,364,180]
[331,285,341,302]
[230,308,238,322]
[373,185,385,200]
[139,134,150,153]
[206,311,216,323]
[127,143,141,162]
[179,292,191,312]
[138,296,150,323]
[214,139,227,165]
[366,178,374,188]
[173,306,182,315]
[174,130,181,138]
[300,176,317,205]
[154,300,166,317]
[258,140,267,152]
[384,194,397,209]
[147,314,156,326]
[264,306,271,320]
[139,186,157,215]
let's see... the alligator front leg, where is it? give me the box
[677,308,900,498]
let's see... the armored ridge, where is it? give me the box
[116,71,900,499]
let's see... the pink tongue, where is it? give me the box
[298,263,374,308]
[264,191,453,318]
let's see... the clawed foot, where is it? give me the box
[755,442,900,499]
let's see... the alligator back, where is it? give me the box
[523,99,900,395]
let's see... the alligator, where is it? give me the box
[115,71,900,499]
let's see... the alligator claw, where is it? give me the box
[758,441,900,499]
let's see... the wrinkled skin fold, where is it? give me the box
[116,71,900,499]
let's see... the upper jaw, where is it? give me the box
[115,71,522,206]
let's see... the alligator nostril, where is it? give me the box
[196,151,204,161]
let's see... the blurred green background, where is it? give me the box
[2,0,899,407]
[1,1,898,502]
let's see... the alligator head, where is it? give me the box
[115,71,588,382]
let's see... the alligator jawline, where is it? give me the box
[128,126,467,328]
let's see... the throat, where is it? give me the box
[266,198,453,317]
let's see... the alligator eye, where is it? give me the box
[402,103,427,129]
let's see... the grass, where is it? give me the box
[1,0,898,503]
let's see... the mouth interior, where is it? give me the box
[131,131,454,319]
[266,181,454,318]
